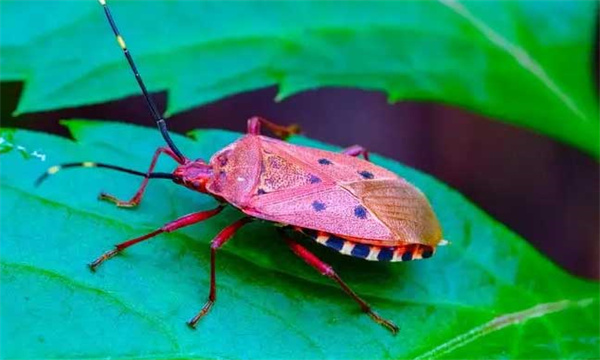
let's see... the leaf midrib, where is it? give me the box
[413,297,597,359]
[436,0,588,122]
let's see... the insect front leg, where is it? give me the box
[187,217,254,328]
[247,116,301,140]
[99,146,185,208]
[341,145,370,161]
[89,205,225,270]
[283,235,399,335]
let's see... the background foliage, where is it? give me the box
[1,1,599,359]
[1,0,598,155]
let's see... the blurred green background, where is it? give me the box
[1,1,599,359]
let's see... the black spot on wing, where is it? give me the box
[257,188,267,195]
[354,205,367,219]
[401,251,413,262]
[309,174,321,184]
[377,247,394,261]
[312,201,326,212]
[318,158,332,165]
[350,244,370,258]
[358,170,374,179]
[325,236,344,251]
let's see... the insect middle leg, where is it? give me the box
[89,205,225,270]
[341,145,370,161]
[187,217,254,328]
[99,146,185,208]
[283,234,399,334]
[247,116,301,140]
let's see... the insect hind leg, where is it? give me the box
[341,145,370,161]
[281,232,399,335]
[99,146,184,208]
[247,116,301,140]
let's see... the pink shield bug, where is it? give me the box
[36,0,447,334]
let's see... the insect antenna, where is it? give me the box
[97,0,185,162]
[35,162,173,187]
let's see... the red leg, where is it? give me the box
[187,217,254,328]
[247,116,301,140]
[99,146,184,208]
[89,205,225,271]
[342,145,370,161]
[284,236,399,334]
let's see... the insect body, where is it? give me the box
[178,127,442,261]
[38,0,446,335]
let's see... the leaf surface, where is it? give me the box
[1,121,598,359]
[1,1,598,155]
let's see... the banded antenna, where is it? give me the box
[97,0,185,162]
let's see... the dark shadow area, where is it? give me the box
[2,81,599,279]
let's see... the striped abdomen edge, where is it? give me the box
[295,227,435,262]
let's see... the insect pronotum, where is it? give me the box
[37,0,448,335]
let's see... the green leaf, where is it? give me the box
[1,1,598,156]
[1,121,598,359]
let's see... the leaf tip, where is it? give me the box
[274,91,288,102]
[387,91,402,104]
